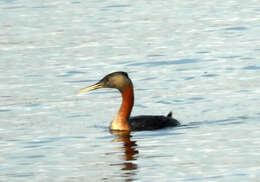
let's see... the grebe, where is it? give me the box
[78,71,180,131]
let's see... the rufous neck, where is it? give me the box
[110,83,134,131]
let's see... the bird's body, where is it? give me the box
[78,71,180,131]
[129,112,179,131]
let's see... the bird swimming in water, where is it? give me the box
[78,71,180,131]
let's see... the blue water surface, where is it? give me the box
[0,0,260,181]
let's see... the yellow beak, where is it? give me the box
[78,83,103,94]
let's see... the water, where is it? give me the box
[1,0,260,181]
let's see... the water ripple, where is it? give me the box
[128,58,202,67]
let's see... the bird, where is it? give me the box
[78,71,180,131]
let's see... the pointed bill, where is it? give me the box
[77,83,103,94]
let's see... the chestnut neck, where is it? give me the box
[110,83,134,131]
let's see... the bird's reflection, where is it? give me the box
[110,130,138,180]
